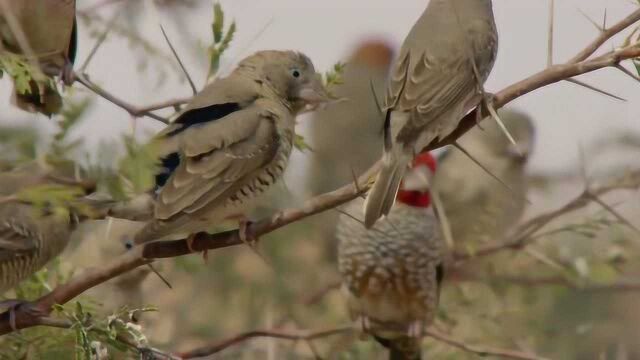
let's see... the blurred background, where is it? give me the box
[1,0,640,359]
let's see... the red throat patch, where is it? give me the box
[396,152,437,208]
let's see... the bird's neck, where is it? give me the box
[396,189,431,208]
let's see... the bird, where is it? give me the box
[131,50,329,248]
[306,40,393,194]
[432,109,535,251]
[337,152,445,360]
[304,40,393,258]
[0,167,79,300]
[0,0,77,116]
[364,0,498,228]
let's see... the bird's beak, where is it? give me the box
[402,164,433,192]
[297,74,330,105]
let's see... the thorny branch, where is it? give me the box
[2,6,640,356]
[457,169,640,262]
[173,325,547,360]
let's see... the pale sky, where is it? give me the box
[1,0,639,185]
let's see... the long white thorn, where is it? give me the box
[453,141,530,205]
[485,101,522,157]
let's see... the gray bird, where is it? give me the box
[337,152,444,360]
[132,50,328,246]
[433,110,535,250]
[364,0,498,228]
[0,0,77,116]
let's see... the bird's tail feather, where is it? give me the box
[364,152,410,228]
[12,80,63,117]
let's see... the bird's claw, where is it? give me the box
[239,220,259,248]
[61,61,75,86]
[185,233,209,264]
[0,299,47,331]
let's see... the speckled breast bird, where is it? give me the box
[433,110,535,250]
[337,152,445,360]
[0,168,78,294]
[132,50,328,246]
[364,0,498,228]
[0,0,77,116]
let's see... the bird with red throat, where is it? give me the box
[337,152,445,360]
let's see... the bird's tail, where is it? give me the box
[364,149,411,228]
[374,335,422,360]
[11,80,63,117]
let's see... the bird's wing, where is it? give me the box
[155,103,283,219]
[153,76,259,188]
[0,207,38,263]
[387,49,478,138]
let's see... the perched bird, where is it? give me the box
[0,168,78,295]
[306,40,393,194]
[433,110,534,250]
[132,50,328,246]
[364,0,498,227]
[0,0,77,116]
[337,152,445,360]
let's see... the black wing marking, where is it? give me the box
[156,102,242,189]
[166,103,241,137]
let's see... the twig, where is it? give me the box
[425,329,550,360]
[455,170,640,262]
[458,273,640,293]
[79,5,123,72]
[569,8,640,63]
[74,72,170,124]
[176,326,352,358]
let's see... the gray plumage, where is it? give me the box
[134,50,327,244]
[433,110,535,249]
[364,0,498,228]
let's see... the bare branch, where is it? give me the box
[425,329,551,360]
[569,9,640,63]
[176,326,352,358]
[74,72,170,124]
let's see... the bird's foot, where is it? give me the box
[61,61,75,86]
[407,320,424,338]
[239,220,259,248]
[185,233,209,264]
[0,299,47,331]
[186,233,197,253]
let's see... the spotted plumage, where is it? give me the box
[337,153,445,360]
[0,169,75,293]
[365,0,498,228]
[133,50,328,244]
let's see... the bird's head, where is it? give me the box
[238,50,329,112]
[476,110,536,164]
[397,152,437,208]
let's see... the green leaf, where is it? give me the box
[212,2,225,44]
[294,134,314,153]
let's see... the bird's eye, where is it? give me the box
[124,240,134,250]
[291,69,301,78]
